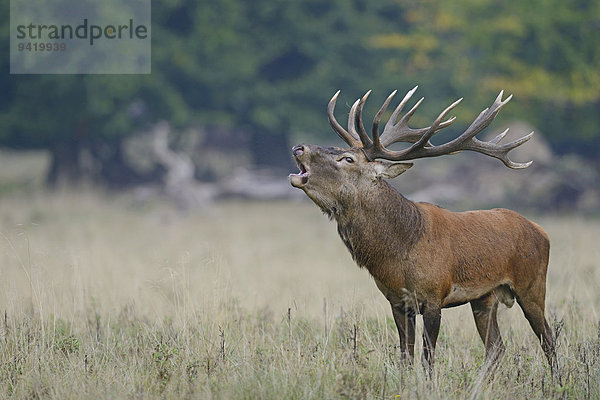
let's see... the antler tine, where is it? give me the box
[403,97,463,152]
[465,131,534,169]
[352,91,373,147]
[448,91,512,146]
[372,90,397,149]
[489,128,509,144]
[347,99,361,141]
[378,86,458,148]
[379,94,427,147]
[437,116,457,130]
[501,132,534,168]
[328,90,361,147]
[383,86,418,134]
[369,97,461,161]
[399,97,425,128]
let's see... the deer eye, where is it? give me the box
[341,156,354,163]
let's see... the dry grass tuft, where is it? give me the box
[0,190,599,399]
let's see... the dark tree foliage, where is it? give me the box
[0,0,599,186]
[370,0,600,160]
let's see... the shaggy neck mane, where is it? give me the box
[333,179,424,275]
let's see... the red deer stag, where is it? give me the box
[289,87,556,372]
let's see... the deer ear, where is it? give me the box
[375,162,413,179]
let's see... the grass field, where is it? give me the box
[0,190,599,399]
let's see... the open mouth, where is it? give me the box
[289,158,309,187]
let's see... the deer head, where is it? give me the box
[289,87,533,214]
[289,144,412,214]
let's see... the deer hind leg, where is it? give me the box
[421,304,441,373]
[391,304,416,363]
[516,291,557,372]
[470,293,505,368]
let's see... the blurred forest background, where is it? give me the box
[1,0,600,214]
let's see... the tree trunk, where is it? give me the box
[46,141,81,187]
[46,138,161,188]
[89,138,162,188]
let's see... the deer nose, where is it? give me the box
[292,145,304,157]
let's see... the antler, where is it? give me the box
[328,87,533,169]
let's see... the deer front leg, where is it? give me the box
[391,303,416,363]
[422,304,441,372]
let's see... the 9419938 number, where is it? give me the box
[18,42,66,52]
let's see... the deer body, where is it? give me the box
[334,179,549,310]
[290,88,556,371]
